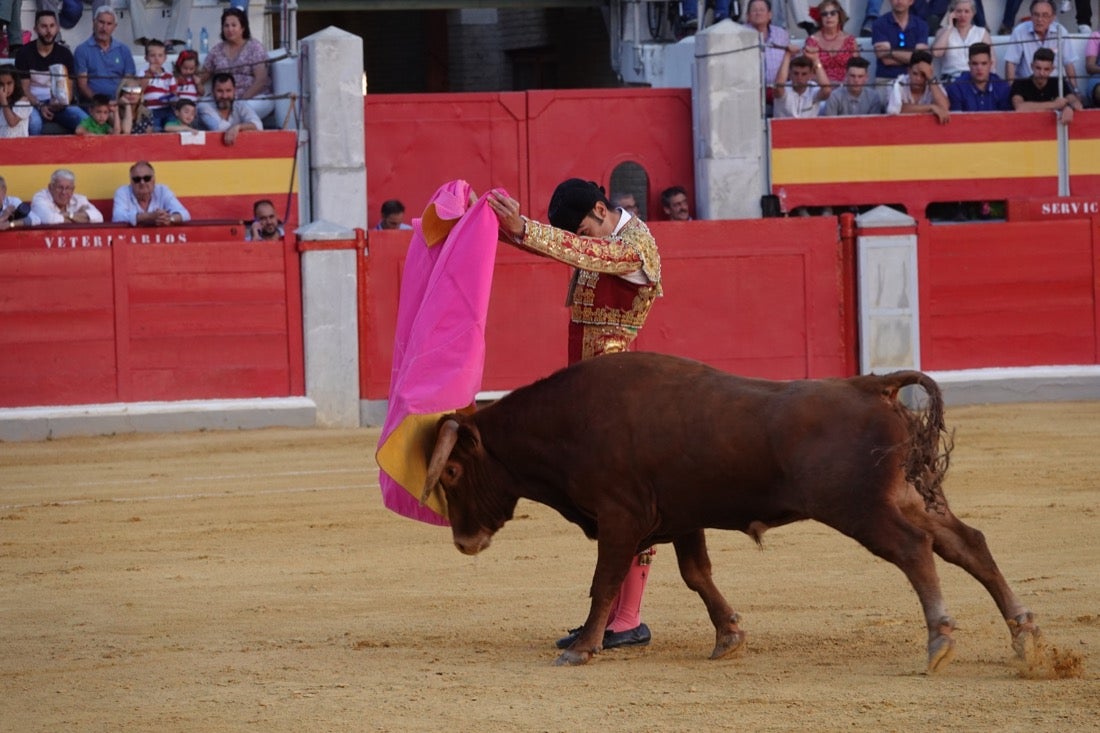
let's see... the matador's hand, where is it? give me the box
[488,190,524,240]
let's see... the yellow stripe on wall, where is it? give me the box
[773,141,1060,185]
[2,158,297,201]
[1068,138,1100,176]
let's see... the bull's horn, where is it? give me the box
[421,419,460,506]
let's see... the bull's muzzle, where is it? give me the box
[453,532,492,556]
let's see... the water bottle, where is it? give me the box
[199,27,209,54]
[185,28,193,50]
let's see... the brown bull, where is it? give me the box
[422,352,1041,669]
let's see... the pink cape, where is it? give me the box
[375,181,502,525]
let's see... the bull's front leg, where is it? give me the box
[555,538,636,666]
[672,530,746,660]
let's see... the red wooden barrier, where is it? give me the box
[0,224,304,408]
[360,217,854,400]
[365,89,693,230]
[919,218,1100,370]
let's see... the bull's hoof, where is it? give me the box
[709,629,747,660]
[926,634,956,673]
[554,648,593,666]
[1008,612,1042,661]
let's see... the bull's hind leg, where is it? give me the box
[926,509,1041,660]
[672,530,745,660]
[845,509,958,673]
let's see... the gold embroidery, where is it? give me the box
[581,325,635,360]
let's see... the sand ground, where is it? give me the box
[2,400,1099,732]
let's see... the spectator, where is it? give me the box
[1003,0,1078,85]
[112,161,190,226]
[931,0,993,81]
[13,9,87,134]
[823,56,886,113]
[116,76,155,135]
[75,92,117,135]
[1086,28,1100,107]
[0,0,22,58]
[140,39,176,132]
[247,199,284,241]
[74,5,136,103]
[679,0,736,32]
[163,98,199,131]
[1,174,40,230]
[774,47,833,117]
[0,67,32,138]
[172,49,200,104]
[30,169,104,224]
[661,185,692,220]
[803,0,861,84]
[887,49,951,121]
[610,191,641,219]
[374,199,413,230]
[1011,47,1084,123]
[199,7,274,123]
[1068,0,1091,34]
[872,0,931,106]
[197,73,261,146]
[744,0,791,110]
[946,42,1012,110]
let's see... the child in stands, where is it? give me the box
[141,39,176,131]
[164,98,199,131]
[173,49,200,104]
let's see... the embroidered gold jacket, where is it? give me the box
[519,214,663,333]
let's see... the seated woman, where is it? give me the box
[116,76,155,134]
[802,0,860,85]
[0,66,33,138]
[932,0,993,82]
[199,7,274,124]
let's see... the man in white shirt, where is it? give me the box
[773,46,833,118]
[1003,0,1079,87]
[30,169,104,225]
[198,73,262,146]
[887,49,950,124]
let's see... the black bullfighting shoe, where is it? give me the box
[555,623,652,650]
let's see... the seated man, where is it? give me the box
[1003,0,1078,86]
[247,199,284,241]
[111,161,190,226]
[660,185,691,221]
[374,199,413,230]
[13,9,88,134]
[773,47,833,118]
[1,175,40,230]
[872,0,931,107]
[197,73,262,146]
[887,49,950,123]
[30,169,104,225]
[823,57,885,115]
[1011,48,1084,124]
[946,42,1011,111]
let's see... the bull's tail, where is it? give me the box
[877,371,954,514]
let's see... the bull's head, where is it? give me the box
[423,415,515,556]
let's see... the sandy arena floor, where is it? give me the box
[2,400,1099,732]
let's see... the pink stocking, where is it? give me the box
[606,550,653,632]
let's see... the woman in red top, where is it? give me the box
[802,0,861,85]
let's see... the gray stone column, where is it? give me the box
[855,206,920,374]
[301,26,367,231]
[297,221,362,428]
[693,21,767,220]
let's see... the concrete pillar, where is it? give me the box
[301,26,367,231]
[855,206,920,374]
[297,221,363,427]
[693,20,767,220]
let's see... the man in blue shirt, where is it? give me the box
[872,0,931,106]
[111,161,190,227]
[74,5,136,103]
[946,42,1012,111]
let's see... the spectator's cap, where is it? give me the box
[93,4,118,21]
[59,0,84,29]
[548,178,608,233]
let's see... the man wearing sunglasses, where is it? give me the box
[872,0,930,107]
[111,161,190,226]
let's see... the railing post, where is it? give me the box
[297,221,364,427]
